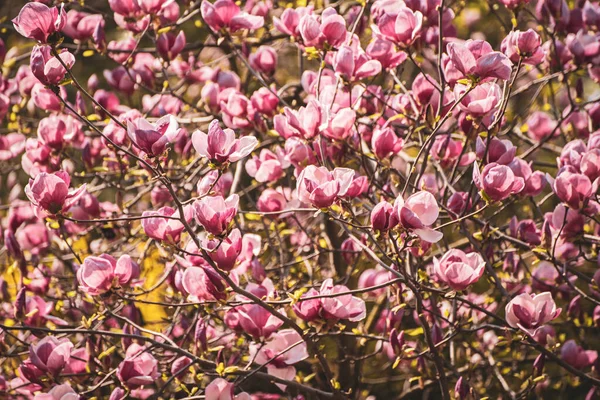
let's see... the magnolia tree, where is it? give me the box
[1,0,600,398]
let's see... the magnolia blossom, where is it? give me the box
[245,149,288,183]
[29,336,73,376]
[205,378,251,400]
[126,115,179,157]
[33,384,78,400]
[77,254,140,295]
[25,171,86,215]
[30,46,75,86]
[181,264,227,302]
[202,228,242,271]
[250,330,308,389]
[371,126,404,159]
[447,39,512,81]
[549,169,594,210]
[192,120,258,164]
[371,201,397,232]
[333,45,382,81]
[194,194,239,236]
[501,29,545,65]
[433,249,486,291]
[505,292,561,336]
[12,3,67,43]
[296,165,355,208]
[394,191,443,243]
[473,163,525,202]
[156,31,186,61]
[299,8,346,48]
[294,278,366,322]
[372,6,423,46]
[201,0,264,33]
[116,344,159,388]
[561,340,598,369]
[141,206,192,244]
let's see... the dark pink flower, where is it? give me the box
[116,344,159,388]
[473,163,525,202]
[447,39,512,81]
[434,249,485,291]
[126,115,179,157]
[194,194,239,236]
[12,3,67,43]
[29,336,73,376]
[505,292,561,336]
[25,171,86,215]
[201,0,264,33]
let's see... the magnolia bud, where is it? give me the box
[533,354,545,377]
[455,376,470,399]
[195,319,208,353]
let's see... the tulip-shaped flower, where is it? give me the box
[62,10,104,42]
[549,169,594,210]
[372,6,423,47]
[192,120,258,164]
[156,31,186,61]
[181,265,228,302]
[447,39,512,81]
[141,205,192,244]
[77,254,140,295]
[296,165,355,208]
[201,0,264,33]
[274,102,322,139]
[371,201,398,232]
[245,149,287,183]
[127,115,179,157]
[394,191,443,243]
[29,336,73,376]
[25,171,87,216]
[237,304,284,339]
[366,38,408,70]
[319,278,367,321]
[250,329,309,389]
[455,82,502,120]
[12,3,67,43]
[293,288,322,321]
[473,163,525,202]
[501,29,545,65]
[333,45,382,81]
[202,228,242,271]
[194,194,239,236]
[475,136,516,165]
[561,340,598,369]
[433,249,485,291]
[30,46,75,86]
[249,46,277,76]
[508,159,546,197]
[35,383,79,400]
[371,126,404,159]
[117,344,159,388]
[505,292,561,336]
[298,8,346,48]
[205,378,251,400]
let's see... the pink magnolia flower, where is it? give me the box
[549,169,594,210]
[319,278,367,321]
[526,111,557,141]
[62,10,104,42]
[455,82,502,119]
[475,136,516,165]
[431,135,475,168]
[433,249,485,291]
[293,288,322,321]
[249,46,277,76]
[25,171,86,215]
[508,159,546,197]
[156,31,186,61]
[251,87,279,116]
[371,201,398,232]
[257,188,288,213]
[333,45,382,81]
[192,120,258,164]
[201,0,264,33]
[77,254,140,295]
[194,194,239,236]
[33,383,78,400]
[561,340,598,369]
[141,205,192,244]
[505,292,561,336]
[30,46,75,86]
[366,38,407,70]
[371,126,404,159]
[296,165,355,208]
[197,170,233,197]
[273,6,313,38]
[372,6,423,47]
[126,115,179,157]
[12,3,67,43]
[274,101,321,139]
[394,191,443,243]
[237,304,284,339]
[117,344,159,388]
[37,115,75,150]
[29,336,73,376]
[447,39,512,81]
[473,163,525,202]
[181,265,227,302]
[0,133,26,161]
[299,8,346,48]
[202,228,242,271]
[245,149,287,183]
[205,378,250,400]
[31,84,63,112]
[250,329,308,390]
[501,29,545,65]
